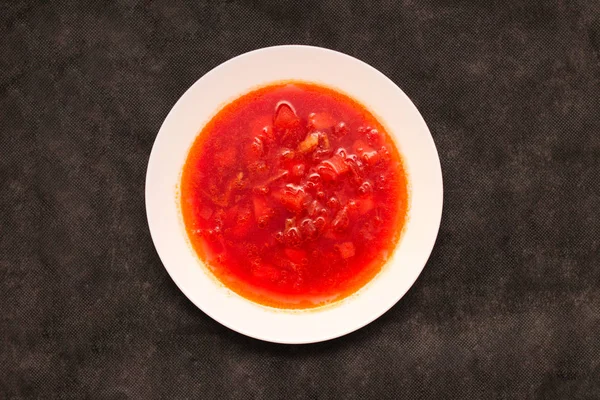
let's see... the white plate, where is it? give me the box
[146,45,443,344]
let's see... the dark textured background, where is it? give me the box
[1,0,599,398]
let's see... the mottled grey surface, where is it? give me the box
[1,0,600,398]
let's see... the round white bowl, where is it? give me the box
[146,45,443,344]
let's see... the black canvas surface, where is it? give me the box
[1,0,599,398]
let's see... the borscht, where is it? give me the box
[180,82,409,309]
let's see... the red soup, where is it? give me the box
[181,82,409,309]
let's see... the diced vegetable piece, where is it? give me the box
[212,209,225,228]
[379,146,391,163]
[253,196,273,228]
[314,216,327,233]
[307,200,326,218]
[205,183,231,207]
[285,248,308,264]
[261,125,274,142]
[284,217,296,230]
[231,207,253,237]
[361,150,382,167]
[274,102,305,147]
[308,112,335,130]
[358,180,373,196]
[347,199,359,216]
[331,207,349,232]
[273,184,309,213]
[333,121,349,138]
[279,148,295,161]
[284,226,302,247]
[298,132,320,153]
[248,160,268,175]
[317,154,349,181]
[248,136,264,159]
[307,173,321,183]
[345,153,364,173]
[291,163,306,178]
[357,197,375,214]
[357,126,372,135]
[253,185,270,195]
[319,131,331,150]
[336,242,356,259]
[318,164,337,182]
[335,147,348,158]
[376,173,389,190]
[236,207,251,223]
[199,205,213,220]
[230,172,246,191]
[300,218,318,240]
[366,128,381,145]
[312,148,333,162]
[358,222,376,242]
[250,114,274,140]
[326,154,349,174]
[322,229,339,240]
[327,196,341,210]
[274,231,284,243]
[274,102,300,131]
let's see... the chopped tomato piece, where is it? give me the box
[298,132,320,153]
[346,199,359,217]
[198,204,213,220]
[231,207,252,237]
[333,121,349,138]
[279,148,295,162]
[306,199,327,218]
[336,242,356,259]
[248,160,268,175]
[317,154,349,181]
[274,102,304,147]
[228,172,246,191]
[358,181,373,196]
[284,226,302,247]
[366,128,381,145]
[248,136,264,159]
[274,102,300,131]
[290,163,306,178]
[285,248,308,264]
[326,196,340,210]
[357,197,375,214]
[361,150,382,167]
[253,185,270,195]
[253,196,273,227]
[318,131,331,150]
[326,154,349,174]
[331,207,349,232]
[314,216,327,233]
[300,218,318,240]
[308,112,335,130]
[273,184,309,213]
